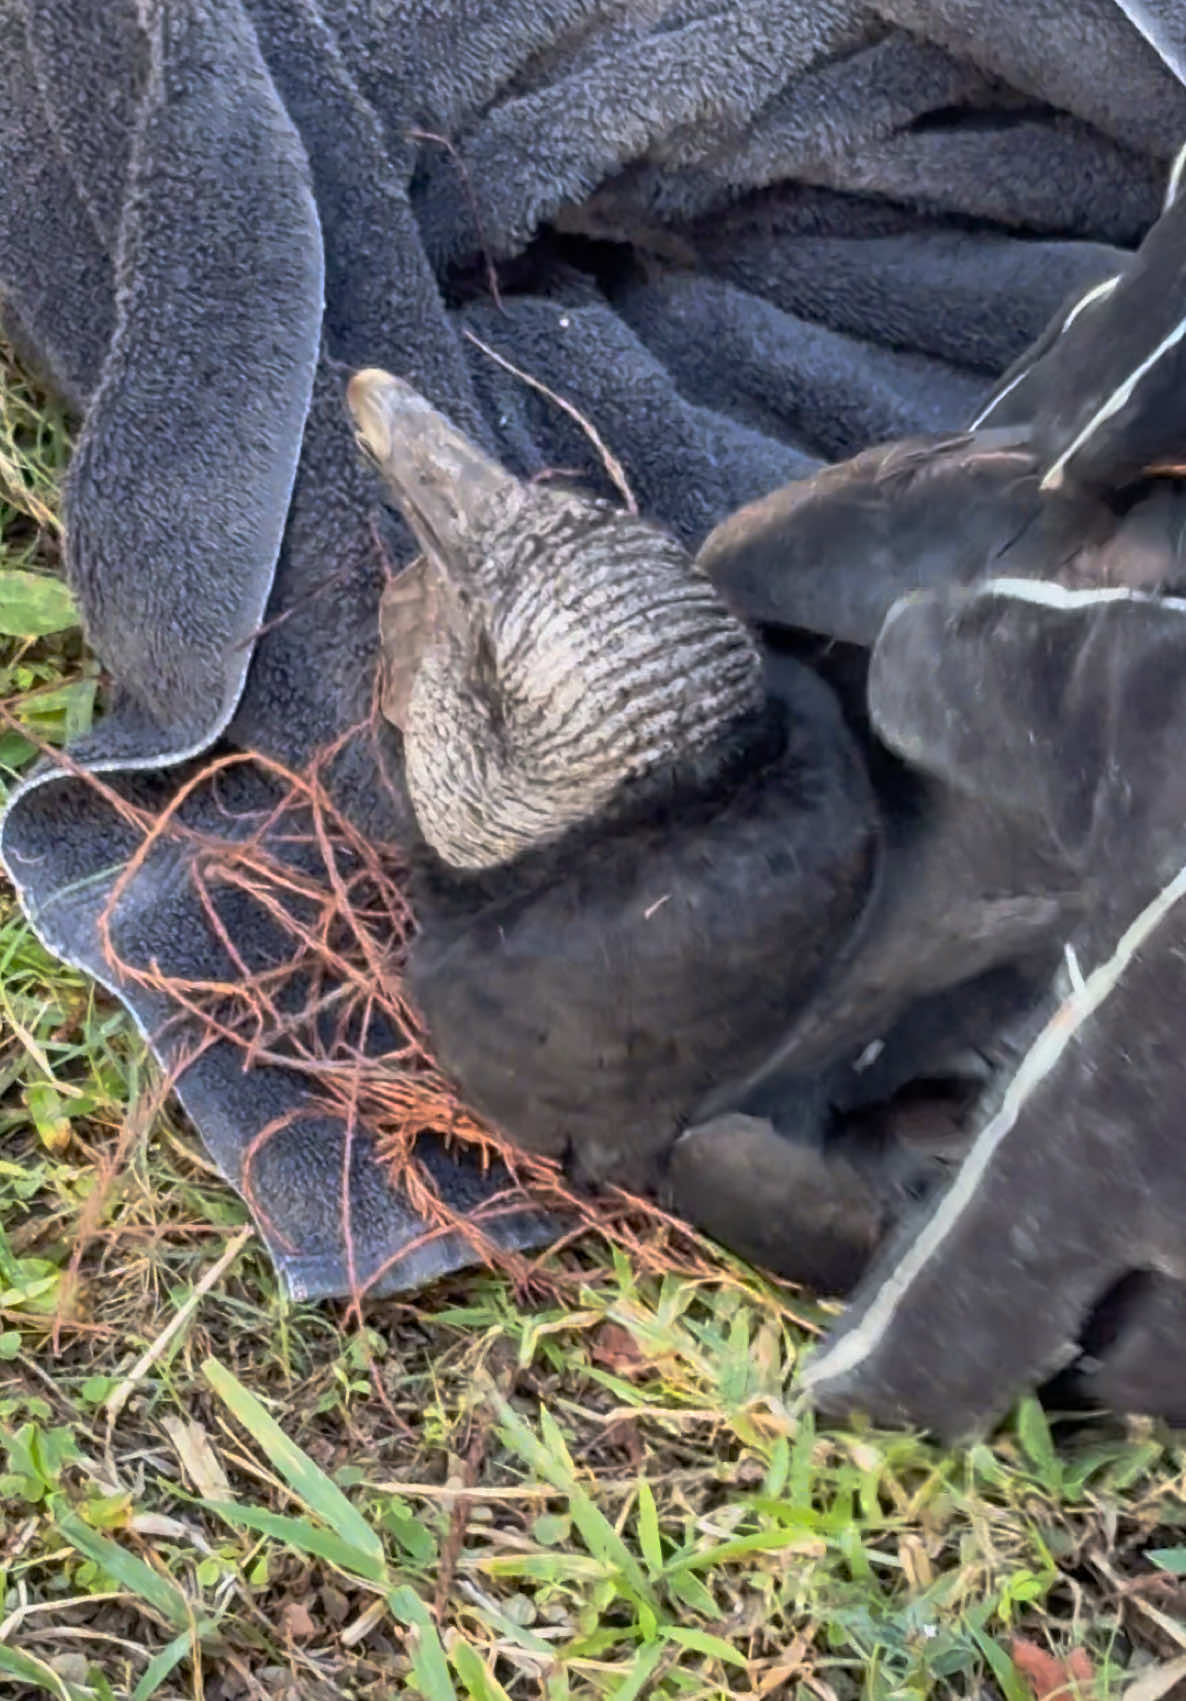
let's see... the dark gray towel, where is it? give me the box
[0,0,1182,1303]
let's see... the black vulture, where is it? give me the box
[347,370,969,1294]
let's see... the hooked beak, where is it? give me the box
[346,368,521,577]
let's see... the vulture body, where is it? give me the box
[405,650,876,1200]
[345,174,1186,1299]
[347,371,970,1294]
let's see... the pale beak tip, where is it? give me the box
[346,366,393,411]
[346,367,408,463]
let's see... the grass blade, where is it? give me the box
[636,1478,663,1576]
[1015,1396,1059,1491]
[203,1499,386,1584]
[489,1384,657,1609]
[55,1511,191,1630]
[0,1643,90,1701]
[203,1357,384,1575]
[665,1567,719,1616]
[607,1642,666,1701]
[451,1639,515,1701]
[388,1584,458,1700]
[131,1629,192,1700]
[664,1526,820,1575]
[967,1623,1032,1701]
[663,1625,747,1668]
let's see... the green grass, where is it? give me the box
[2,345,1186,1701]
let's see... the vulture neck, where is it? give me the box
[404,500,766,872]
[412,687,788,904]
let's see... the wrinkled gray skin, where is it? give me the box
[348,369,766,869]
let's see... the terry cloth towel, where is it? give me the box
[1,0,1184,1311]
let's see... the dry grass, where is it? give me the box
[1,345,1186,1701]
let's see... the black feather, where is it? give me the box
[408,654,880,1205]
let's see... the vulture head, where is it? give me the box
[347,369,765,871]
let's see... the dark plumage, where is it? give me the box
[345,369,970,1290]
[685,174,1186,1116]
[343,167,1186,1310]
[406,657,876,1196]
[696,429,1186,660]
[677,163,1186,1432]
[698,179,1186,649]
